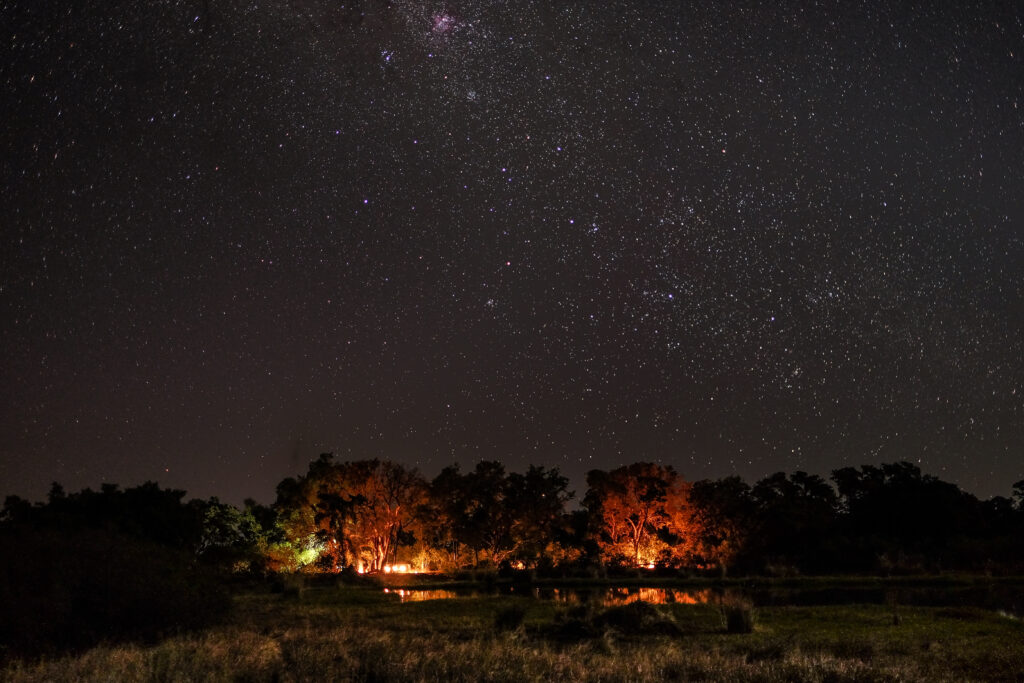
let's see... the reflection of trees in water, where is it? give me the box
[383,584,1024,616]
[384,588,459,602]
[537,586,741,606]
[599,587,716,606]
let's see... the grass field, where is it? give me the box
[4,581,1023,682]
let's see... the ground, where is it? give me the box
[4,580,1023,682]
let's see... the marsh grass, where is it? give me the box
[493,604,528,632]
[5,585,1024,682]
[720,594,756,634]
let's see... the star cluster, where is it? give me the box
[2,0,1022,503]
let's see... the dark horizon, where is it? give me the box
[3,1,1022,507]
[4,454,1022,511]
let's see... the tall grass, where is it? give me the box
[4,587,1023,682]
[720,595,756,634]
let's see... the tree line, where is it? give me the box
[264,457,1024,576]
[3,458,1024,579]
[4,459,1021,659]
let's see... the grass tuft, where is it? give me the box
[494,604,528,632]
[721,596,756,634]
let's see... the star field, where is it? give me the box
[2,0,1022,503]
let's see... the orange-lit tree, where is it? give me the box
[341,459,427,572]
[274,454,426,572]
[585,462,695,568]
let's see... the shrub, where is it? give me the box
[721,597,755,634]
[596,601,683,637]
[544,601,684,642]
[493,604,527,632]
[0,527,230,661]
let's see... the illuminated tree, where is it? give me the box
[274,468,328,569]
[585,463,695,568]
[274,455,426,572]
[340,459,427,572]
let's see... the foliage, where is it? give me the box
[748,471,839,574]
[274,455,427,572]
[585,463,695,568]
[421,462,573,571]
[493,604,528,632]
[0,483,230,661]
[720,596,756,634]
[262,457,1024,575]
[689,476,754,574]
[832,462,995,572]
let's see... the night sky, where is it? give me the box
[3,0,1022,505]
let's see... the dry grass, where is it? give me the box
[4,587,1023,682]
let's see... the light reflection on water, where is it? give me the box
[384,586,731,605]
[384,585,1024,616]
[383,588,460,602]
[537,586,724,606]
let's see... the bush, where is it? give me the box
[545,601,683,641]
[0,527,230,661]
[721,597,755,634]
[269,573,307,600]
[596,601,683,637]
[547,604,602,641]
[493,604,527,632]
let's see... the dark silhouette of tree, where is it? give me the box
[505,465,573,568]
[689,476,755,575]
[749,471,838,573]
[423,464,473,569]
[466,461,518,565]
[313,491,361,571]
[419,462,572,570]
[832,462,981,572]
[0,481,229,659]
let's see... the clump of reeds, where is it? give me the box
[494,604,528,632]
[596,602,683,638]
[269,574,306,600]
[545,601,682,642]
[720,595,755,634]
[886,589,902,626]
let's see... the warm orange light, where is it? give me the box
[383,563,410,573]
[384,588,458,602]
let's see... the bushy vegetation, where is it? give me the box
[0,484,231,661]
[265,456,1024,577]
[2,458,1023,664]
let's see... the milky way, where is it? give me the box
[2,0,1022,503]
